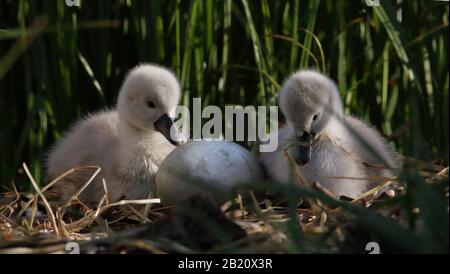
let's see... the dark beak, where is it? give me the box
[154,113,180,146]
[295,131,313,166]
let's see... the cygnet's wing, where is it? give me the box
[46,111,119,202]
[343,116,399,179]
[46,110,119,175]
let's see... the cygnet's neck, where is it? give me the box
[320,93,346,140]
[321,114,349,141]
[118,119,158,147]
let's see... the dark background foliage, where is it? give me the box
[0,0,448,190]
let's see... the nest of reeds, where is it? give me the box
[0,151,447,254]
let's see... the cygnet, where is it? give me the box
[260,70,399,199]
[46,64,182,205]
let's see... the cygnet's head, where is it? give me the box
[278,70,343,165]
[117,64,181,145]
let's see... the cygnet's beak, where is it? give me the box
[295,131,313,166]
[154,113,181,146]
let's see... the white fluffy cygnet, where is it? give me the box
[155,140,264,205]
[260,70,399,199]
[46,64,182,205]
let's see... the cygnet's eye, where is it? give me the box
[147,101,156,108]
[313,113,319,121]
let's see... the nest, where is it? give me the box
[0,155,448,254]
